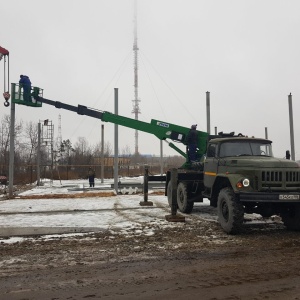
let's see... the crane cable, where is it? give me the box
[1,52,10,106]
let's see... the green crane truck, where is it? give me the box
[10,83,300,234]
[168,134,300,234]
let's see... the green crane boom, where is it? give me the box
[13,86,209,165]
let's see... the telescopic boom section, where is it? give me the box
[33,95,208,158]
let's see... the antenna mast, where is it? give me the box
[58,114,62,148]
[132,0,141,155]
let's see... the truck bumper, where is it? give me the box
[238,192,300,203]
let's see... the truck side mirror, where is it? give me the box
[286,150,291,160]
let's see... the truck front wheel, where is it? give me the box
[217,187,244,234]
[281,204,300,231]
[177,182,194,214]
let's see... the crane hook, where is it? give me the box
[3,92,10,107]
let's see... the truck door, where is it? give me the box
[204,143,219,189]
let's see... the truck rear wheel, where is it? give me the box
[281,204,300,231]
[177,182,194,214]
[217,187,244,234]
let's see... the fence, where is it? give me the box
[0,164,173,184]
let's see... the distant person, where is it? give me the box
[19,75,32,102]
[186,124,198,162]
[88,167,96,187]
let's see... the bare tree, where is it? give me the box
[73,137,93,165]
[0,114,23,171]
[104,141,112,157]
[93,140,112,156]
[121,145,132,157]
[60,139,75,165]
[22,121,38,164]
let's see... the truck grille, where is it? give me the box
[261,170,300,189]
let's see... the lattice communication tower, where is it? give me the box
[132,0,141,155]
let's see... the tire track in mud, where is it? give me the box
[151,198,219,224]
[110,196,222,240]
[154,199,285,233]
[114,197,217,232]
[112,197,168,226]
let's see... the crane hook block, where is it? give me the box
[3,92,10,107]
[3,92,10,101]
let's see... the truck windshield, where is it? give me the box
[219,141,273,158]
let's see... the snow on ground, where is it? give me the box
[0,195,169,228]
[0,177,274,244]
[0,178,204,244]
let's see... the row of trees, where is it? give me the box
[0,115,185,183]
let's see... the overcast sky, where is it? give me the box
[1,0,300,159]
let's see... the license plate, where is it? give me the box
[279,194,300,200]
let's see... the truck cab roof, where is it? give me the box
[209,136,272,144]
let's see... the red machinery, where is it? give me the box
[0,45,10,107]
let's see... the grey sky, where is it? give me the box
[1,0,299,159]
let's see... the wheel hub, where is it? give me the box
[221,201,229,221]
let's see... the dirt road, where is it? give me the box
[1,214,300,300]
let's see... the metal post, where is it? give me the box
[143,165,149,202]
[165,168,185,222]
[160,140,163,175]
[140,165,153,206]
[265,127,269,156]
[30,165,33,183]
[206,91,210,134]
[214,126,217,135]
[114,88,119,193]
[171,168,178,216]
[101,124,104,183]
[288,93,295,161]
[37,122,41,186]
[8,99,15,198]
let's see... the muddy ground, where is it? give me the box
[1,193,300,299]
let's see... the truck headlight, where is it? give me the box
[236,178,250,188]
[242,178,250,187]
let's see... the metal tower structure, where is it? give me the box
[41,119,54,182]
[57,114,62,149]
[55,114,63,166]
[132,0,141,155]
[41,119,54,163]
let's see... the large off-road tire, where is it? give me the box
[167,181,178,208]
[177,182,194,214]
[217,187,244,234]
[281,204,300,231]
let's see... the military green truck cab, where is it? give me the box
[204,136,300,233]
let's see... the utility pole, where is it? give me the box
[114,88,119,193]
[8,99,15,198]
[288,93,295,161]
[206,91,210,134]
[101,124,104,183]
[37,122,41,186]
[132,0,141,155]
